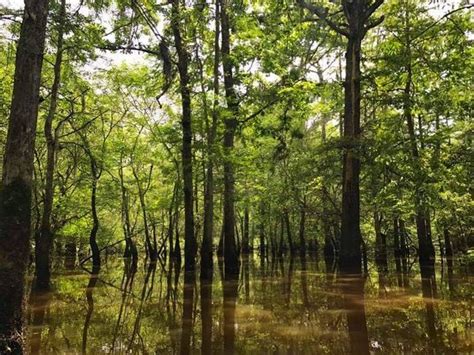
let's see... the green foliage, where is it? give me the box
[0,0,471,256]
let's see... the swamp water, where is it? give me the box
[26,256,472,354]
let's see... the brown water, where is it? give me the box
[26,256,473,354]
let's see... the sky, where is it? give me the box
[1,0,146,71]
[0,0,469,73]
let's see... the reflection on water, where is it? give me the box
[339,275,369,355]
[26,255,473,354]
[82,265,99,355]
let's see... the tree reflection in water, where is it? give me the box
[180,270,195,355]
[81,264,100,355]
[25,255,472,354]
[223,268,239,354]
[28,288,52,355]
[200,275,213,354]
[338,274,369,355]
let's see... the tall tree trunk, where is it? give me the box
[132,166,156,260]
[0,0,49,351]
[339,32,363,274]
[34,0,66,290]
[278,215,285,257]
[298,0,384,275]
[201,0,220,280]
[171,0,196,272]
[318,66,335,264]
[220,0,239,275]
[285,211,295,255]
[444,228,454,293]
[168,182,178,260]
[444,228,453,264]
[259,224,265,259]
[402,13,435,268]
[119,159,137,260]
[299,203,306,257]
[374,211,388,271]
[393,218,403,287]
[89,164,100,268]
[242,207,250,254]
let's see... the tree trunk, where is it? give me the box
[171,0,196,272]
[201,0,220,280]
[132,166,156,260]
[242,207,250,254]
[168,182,178,260]
[174,207,181,263]
[299,204,306,257]
[119,157,137,261]
[35,0,66,290]
[259,222,265,259]
[374,211,388,271]
[402,7,435,269]
[340,33,363,274]
[298,0,384,278]
[220,0,239,275]
[285,211,295,255]
[90,170,100,268]
[0,0,49,351]
[278,215,285,257]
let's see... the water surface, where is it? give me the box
[26,256,473,354]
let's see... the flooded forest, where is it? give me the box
[0,0,472,353]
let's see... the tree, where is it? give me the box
[220,0,240,276]
[171,0,197,272]
[34,0,67,290]
[0,0,49,351]
[298,0,384,273]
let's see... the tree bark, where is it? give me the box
[402,10,435,267]
[299,204,306,257]
[35,0,66,290]
[89,161,100,268]
[0,0,49,351]
[339,31,363,273]
[242,207,250,254]
[119,158,137,261]
[374,211,388,271]
[299,1,384,274]
[220,0,239,275]
[298,0,384,276]
[171,0,197,272]
[167,182,178,260]
[284,211,296,255]
[201,0,220,280]
[132,165,156,260]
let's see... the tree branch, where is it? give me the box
[413,4,473,42]
[365,0,384,20]
[97,44,160,56]
[296,0,349,37]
